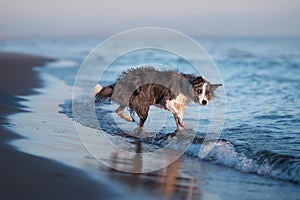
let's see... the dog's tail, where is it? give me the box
[91,84,114,103]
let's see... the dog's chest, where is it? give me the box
[174,93,188,109]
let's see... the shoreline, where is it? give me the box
[0,52,120,200]
[1,51,299,200]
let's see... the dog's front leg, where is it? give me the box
[176,109,185,129]
[165,100,185,130]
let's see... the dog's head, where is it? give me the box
[190,76,222,106]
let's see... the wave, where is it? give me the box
[59,99,300,184]
[186,138,300,184]
[140,133,300,184]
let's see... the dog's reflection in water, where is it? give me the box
[110,140,143,173]
[110,139,200,200]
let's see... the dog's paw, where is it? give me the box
[178,119,185,129]
[177,126,185,131]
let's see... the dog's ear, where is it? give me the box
[182,73,197,80]
[210,84,222,92]
[182,73,199,85]
[189,76,203,85]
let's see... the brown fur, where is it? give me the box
[93,67,221,130]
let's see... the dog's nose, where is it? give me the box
[202,100,207,105]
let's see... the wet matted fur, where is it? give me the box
[92,67,221,130]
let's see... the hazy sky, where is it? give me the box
[1,0,300,37]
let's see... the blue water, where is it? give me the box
[1,36,300,183]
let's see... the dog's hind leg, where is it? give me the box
[136,106,149,127]
[116,105,134,122]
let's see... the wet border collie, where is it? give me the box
[92,67,221,130]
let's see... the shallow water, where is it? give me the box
[1,36,300,199]
[59,36,300,183]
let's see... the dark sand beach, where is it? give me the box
[0,52,120,200]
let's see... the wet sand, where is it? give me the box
[0,52,120,200]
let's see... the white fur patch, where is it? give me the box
[199,83,208,105]
[165,99,177,114]
[90,84,102,97]
[174,93,188,108]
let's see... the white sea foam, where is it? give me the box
[50,59,78,68]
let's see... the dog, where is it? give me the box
[92,67,221,130]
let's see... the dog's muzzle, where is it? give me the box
[194,96,209,106]
[199,96,209,106]
[201,99,208,105]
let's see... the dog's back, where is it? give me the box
[111,67,192,106]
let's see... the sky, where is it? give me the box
[0,0,300,37]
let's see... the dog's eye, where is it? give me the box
[197,89,202,93]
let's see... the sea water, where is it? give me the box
[1,36,299,187]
